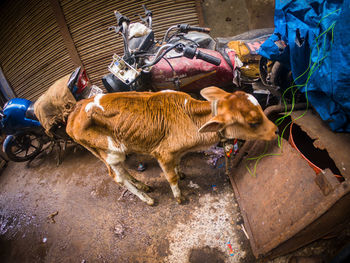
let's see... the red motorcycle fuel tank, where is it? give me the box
[150,48,236,93]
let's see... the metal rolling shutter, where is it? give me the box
[60,0,200,88]
[0,0,76,101]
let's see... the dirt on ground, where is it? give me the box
[0,146,251,263]
[0,145,349,263]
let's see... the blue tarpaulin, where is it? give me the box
[258,0,350,132]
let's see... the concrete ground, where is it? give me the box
[0,146,251,263]
[0,145,349,263]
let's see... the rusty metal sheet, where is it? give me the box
[291,111,350,180]
[229,133,350,258]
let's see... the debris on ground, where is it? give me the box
[47,211,59,224]
[203,146,225,167]
[188,181,200,189]
[137,162,147,172]
[42,237,47,243]
[118,189,128,201]
[227,241,235,256]
[113,221,125,239]
[211,185,217,191]
[241,224,250,240]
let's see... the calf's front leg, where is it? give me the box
[158,158,185,204]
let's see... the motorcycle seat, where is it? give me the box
[215,28,274,72]
[25,101,38,121]
[215,28,274,47]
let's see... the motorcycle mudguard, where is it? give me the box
[2,135,14,153]
[67,67,81,97]
[102,73,130,93]
[2,98,41,135]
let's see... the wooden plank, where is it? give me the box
[0,66,16,100]
[48,0,83,67]
[195,0,205,27]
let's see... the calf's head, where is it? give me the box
[198,87,278,141]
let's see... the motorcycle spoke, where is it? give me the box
[13,148,25,155]
[30,143,39,150]
[25,147,29,156]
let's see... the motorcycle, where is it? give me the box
[0,67,98,163]
[101,5,290,105]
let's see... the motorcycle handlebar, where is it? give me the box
[142,44,221,70]
[196,50,221,66]
[178,24,210,33]
[188,26,210,33]
[142,4,152,17]
[183,46,221,66]
[114,10,130,26]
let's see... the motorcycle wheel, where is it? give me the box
[5,132,43,162]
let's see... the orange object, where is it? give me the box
[289,122,322,174]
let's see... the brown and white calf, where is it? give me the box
[66,87,277,205]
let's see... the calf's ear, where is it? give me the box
[200,86,230,102]
[198,115,225,133]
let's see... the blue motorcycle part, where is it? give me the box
[2,98,41,134]
[2,135,14,153]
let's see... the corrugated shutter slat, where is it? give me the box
[0,0,200,99]
[0,0,75,101]
[60,0,199,88]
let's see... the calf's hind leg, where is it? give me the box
[106,160,155,206]
[76,140,154,205]
[123,171,153,193]
[68,115,154,205]
[99,143,154,205]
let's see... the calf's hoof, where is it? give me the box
[146,198,155,206]
[176,195,186,204]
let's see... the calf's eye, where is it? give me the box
[249,122,260,129]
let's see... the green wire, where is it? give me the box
[245,9,340,177]
[244,141,282,177]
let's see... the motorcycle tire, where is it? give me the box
[5,132,43,162]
